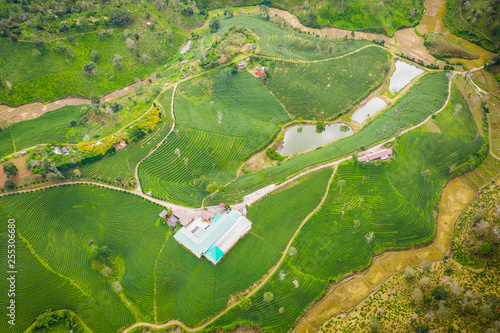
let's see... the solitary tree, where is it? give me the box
[453,104,462,116]
[292,280,299,288]
[263,291,274,302]
[174,148,181,159]
[206,182,218,193]
[437,305,451,319]
[413,288,424,306]
[358,197,364,207]
[421,169,431,179]
[279,270,286,282]
[83,61,96,73]
[98,245,111,260]
[422,260,432,272]
[365,232,375,244]
[3,161,18,178]
[116,176,123,185]
[70,119,78,127]
[113,54,123,68]
[217,111,223,129]
[353,219,361,229]
[4,179,15,190]
[288,247,297,257]
[32,49,41,57]
[369,317,383,333]
[405,267,415,280]
[183,157,189,171]
[338,179,346,195]
[91,50,100,61]
[23,175,32,188]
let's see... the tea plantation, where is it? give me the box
[138,69,290,206]
[209,80,484,332]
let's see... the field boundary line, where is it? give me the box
[153,238,169,323]
[120,166,337,333]
[487,114,500,161]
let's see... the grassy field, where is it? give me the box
[0,166,331,332]
[0,105,85,158]
[423,33,479,59]
[209,79,484,332]
[138,69,290,207]
[444,0,500,52]
[217,15,372,61]
[0,4,196,106]
[206,71,450,206]
[79,92,173,187]
[266,46,390,119]
[206,0,424,36]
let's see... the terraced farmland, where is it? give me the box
[79,93,173,186]
[209,80,484,332]
[138,70,290,207]
[266,46,391,119]
[206,71,450,206]
[0,165,331,332]
[217,15,372,61]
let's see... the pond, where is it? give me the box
[351,97,387,124]
[278,123,353,156]
[180,40,192,54]
[388,60,424,93]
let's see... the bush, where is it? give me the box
[4,180,15,190]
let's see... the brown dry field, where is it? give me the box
[0,155,34,186]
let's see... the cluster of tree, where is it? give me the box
[266,147,285,161]
[32,309,83,333]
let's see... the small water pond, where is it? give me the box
[278,123,353,156]
[180,40,192,54]
[351,97,387,124]
[388,60,424,93]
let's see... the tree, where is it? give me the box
[316,120,325,132]
[337,179,346,195]
[91,50,100,61]
[369,317,383,332]
[126,38,136,49]
[410,7,417,17]
[47,173,58,183]
[116,176,123,185]
[480,304,493,318]
[288,247,297,257]
[80,17,89,30]
[23,175,32,188]
[479,242,492,255]
[98,245,111,260]
[298,117,303,124]
[69,119,78,127]
[422,260,432,272]
[183,157,189,171]
[174,148,181,159]
[414,324,430,333]
[239,297,252,310]
[4,180,15,190]
[413,288,424,306]
[279,270,286,282]
[206,182,219,193]
[353,219,361,229]
[113,54,123,68]
[437,305,451,319]
[405,267,415,280]
[109,8,133,26]
[32,49,41,57]
[263,291,274,302]
[3,161,19,178]
[292,280,299,288]
[420,169,431,179]
[431,286,448,301]
[145,10,151,20]
[83,61,96,73]
[10,34,18,43]
[217,111,223,129]
[209,18,220,33]
[365,232,375,244]
[453,104,462,116]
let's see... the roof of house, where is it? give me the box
[358,148,393,162]
[173,210,250,261]
[159,210,168,218]
[200,210,216,221]
[174,211,193,226]
[255,70,264,78]
[205,245,224,264]
[166,215,179,227]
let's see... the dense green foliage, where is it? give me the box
[266,46,390,119]
[210,81,484,332]
[0,1,199,105]
[138,70,290,207]
[0,165,331,332]
[217,15,371,60]
[206,71,450,206]
[423,33,480,59]
[445,0,499,52]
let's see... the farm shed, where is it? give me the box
[358,148,393,162]
[173,210,252,264]
[200,210,216,221]
[159,210,168,218]
[174,211,193,226]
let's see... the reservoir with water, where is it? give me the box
[278,123,353,156]
[388,60,424,93]
[351,97,387,124]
